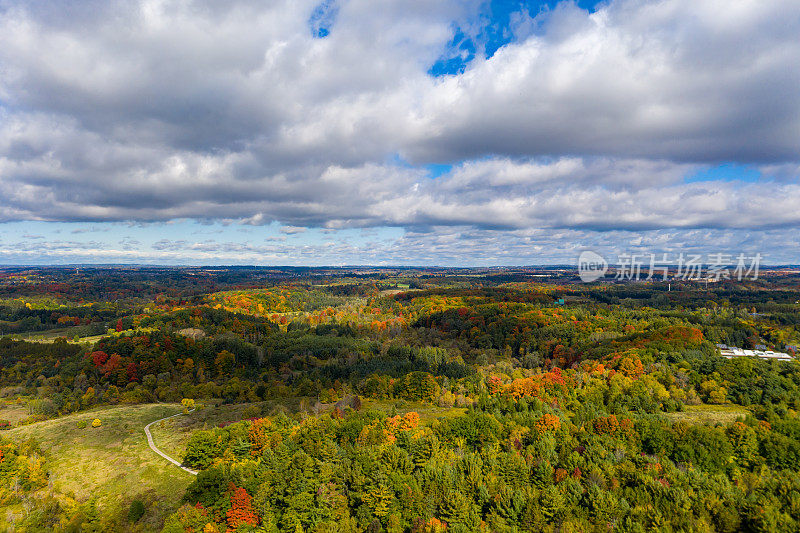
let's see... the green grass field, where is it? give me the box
[360,398,467,424]
[7,326,158,345]
[664,403,750,425]
[6,403,195,531]
[7,327,102,344]
[0,401,30,424]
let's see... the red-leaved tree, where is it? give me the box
[226,486,258,528]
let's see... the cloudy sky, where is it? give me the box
[1,0,799,265]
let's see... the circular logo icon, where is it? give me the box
[578,251,608,282]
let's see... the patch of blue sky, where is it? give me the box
[425,163,453,179]
[429,0,605,77]
[387,154,452,180]
[309,0,338,38]
[685,163,763,184]
[428,27,477,76]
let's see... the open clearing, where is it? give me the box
[0,401,31,424]
[664,403,750,425]
[7,403,195,531]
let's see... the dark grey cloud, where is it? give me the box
[405,0,800,164]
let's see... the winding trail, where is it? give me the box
[144,410,198,476]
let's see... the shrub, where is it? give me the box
[128,499,146,522]
[76,420,87,429]
[0,419,11,430]
[91,418,102,428]
[17,414,48,426]
[28,398,57,417]
[181,398,195,413]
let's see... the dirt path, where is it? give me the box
[144,411,198,476]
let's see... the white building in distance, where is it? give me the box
[717,344,793,362]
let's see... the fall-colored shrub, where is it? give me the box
[181,398,195,412]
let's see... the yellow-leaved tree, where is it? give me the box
[181,398,195,413]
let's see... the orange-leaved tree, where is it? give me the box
[226,485,258,528]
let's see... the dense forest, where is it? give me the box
[0,266,799,531]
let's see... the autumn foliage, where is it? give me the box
[226,485,258,528]
[534,413,561,433]
[592,414,633,435]
[500,368,568,400]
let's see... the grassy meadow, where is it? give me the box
[6,403,195,531]
[664,403,750,425]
